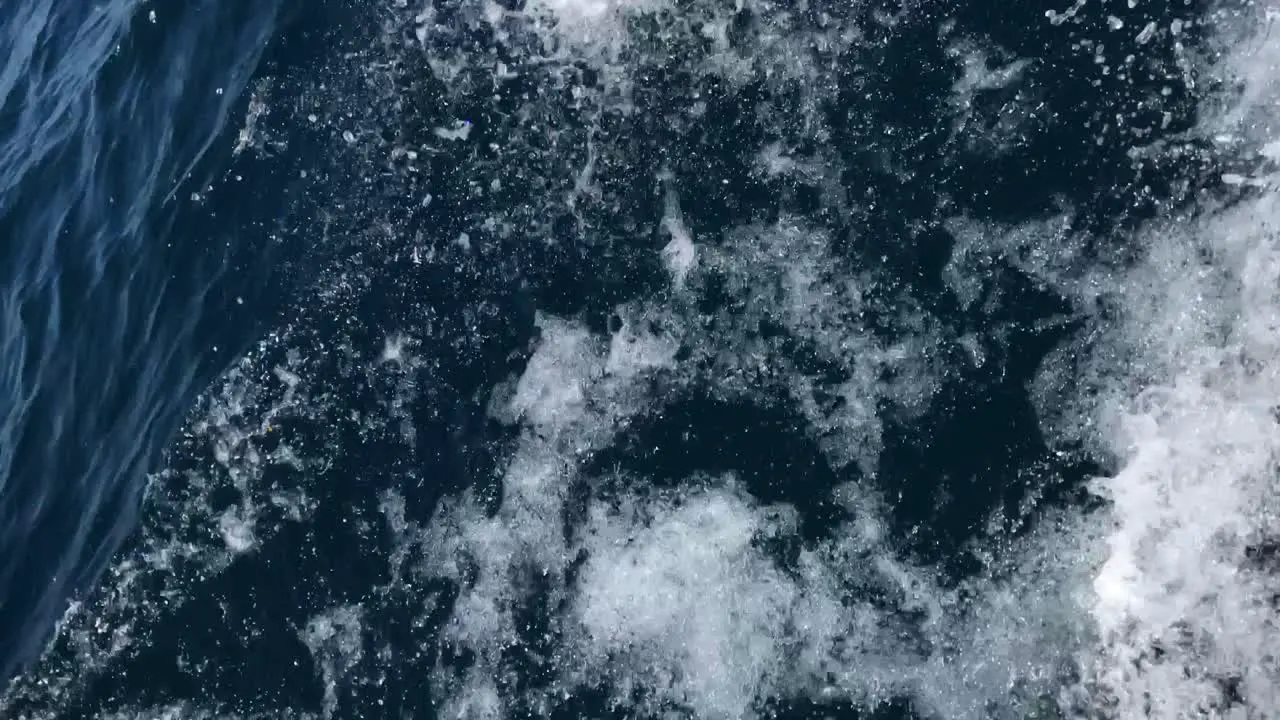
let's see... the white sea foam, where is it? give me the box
[300,605,365,720]
[421,295,1068,718]
[569,486,810,719]
[1072,195,1280,716]
[1022,3,1280,715]
[660,188,698,291]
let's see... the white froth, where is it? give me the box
[522,0,667,53]
[426,291,1076,719]
[233,78,272,157]
[573,487,801,720]
[300,606,365,720]
[661,223,697,291]
[218,506,257,554]
[658,186,697,291]
[427,313,679,719]
[433,120,473,142]
[1054,8,1280,714]
[948,41,1030,102]
[536,0,616,23]
[605,317,678,377]
[437,675,504,720]
[1081,192,1280,716]
[380,333,410,364]
[503,314,599,431]
[1197,3,1280,145]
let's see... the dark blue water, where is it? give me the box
[0,0,292,684]
[0,0,1244,717]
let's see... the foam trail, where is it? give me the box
[1083,200,1280,717]
[1070,4,1280,714]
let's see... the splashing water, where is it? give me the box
[4,0,1280,718]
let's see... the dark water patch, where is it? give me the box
[821,0,1222,286]
[874,260,1089,578]
[757,695,920,720]
[0,0,294,688]
[585,390,851,543]
[940,0,1210,227]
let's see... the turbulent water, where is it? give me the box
[2,0,1279,718]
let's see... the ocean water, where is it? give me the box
[0,0,1278,718]
[0,0,295,687]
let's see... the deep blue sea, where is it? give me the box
[0,0,293,684]
[1,0,1276,718]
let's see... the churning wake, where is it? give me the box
[4,0,1280,718]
